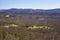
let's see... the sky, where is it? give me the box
[0,0,60,9]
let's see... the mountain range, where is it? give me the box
[0,8,60,14]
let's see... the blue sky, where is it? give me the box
[0,0,60,9]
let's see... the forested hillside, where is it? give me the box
[0,9,60,40]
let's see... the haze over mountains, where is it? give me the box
[0,8,60,14]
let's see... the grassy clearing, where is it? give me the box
[5,15,10,18]
[28,25,51,29]
[3,24,19,28]
[38,18,45,20]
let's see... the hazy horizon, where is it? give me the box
[0,8,60,10]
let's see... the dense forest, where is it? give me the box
[0,8,60,40]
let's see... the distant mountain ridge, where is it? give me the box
[0,8,60,14]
